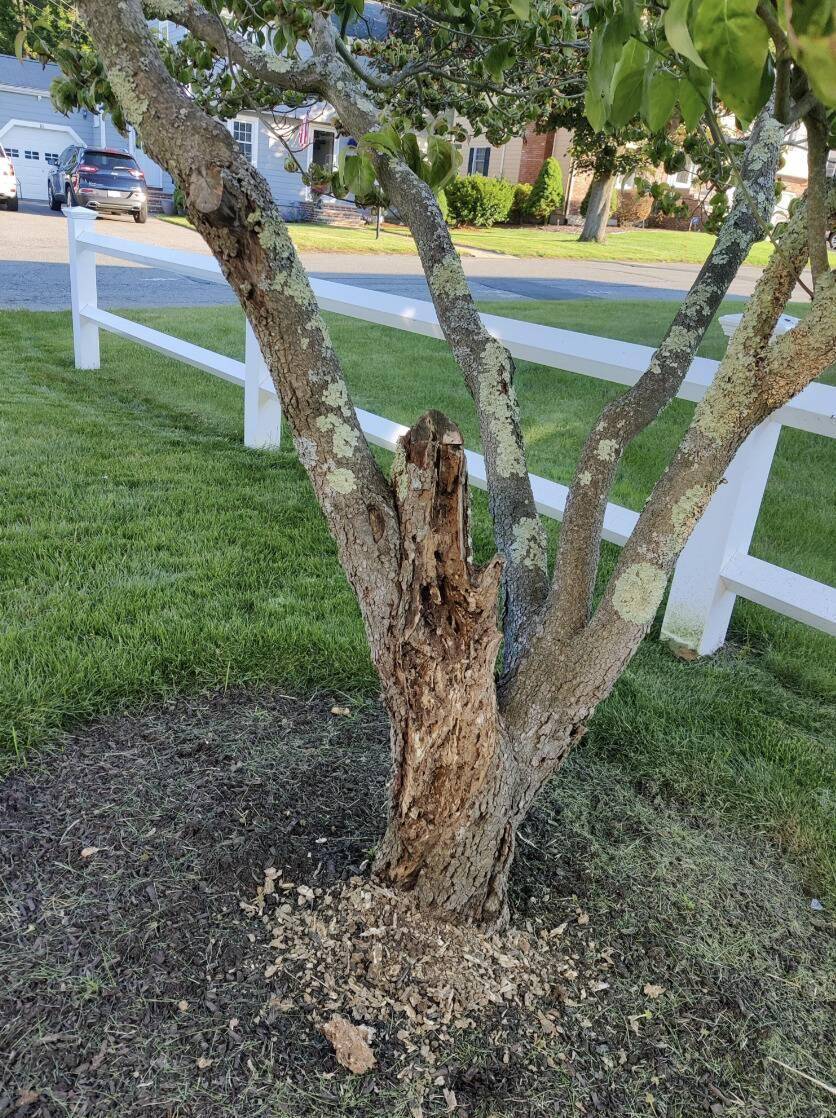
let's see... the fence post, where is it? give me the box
[661,418,782,655]
[64,206,100,370]
[244,321,281,449]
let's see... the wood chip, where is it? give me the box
[320,1014,376,1074]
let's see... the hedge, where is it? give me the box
[445,174,516,227]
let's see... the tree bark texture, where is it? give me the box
[578,173,614,242]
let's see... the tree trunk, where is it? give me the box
[579,173,614,243]
[370,411,524,927]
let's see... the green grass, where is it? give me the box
[1,300,834,903]
[160,215,419,254]
[450,225,836,266]
[160,214,836,267]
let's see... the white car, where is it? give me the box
[0,144,19,210]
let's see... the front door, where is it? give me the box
[311,130,334,171]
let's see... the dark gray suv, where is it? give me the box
[48,146,148,222]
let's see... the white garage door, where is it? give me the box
[0,124,76,201]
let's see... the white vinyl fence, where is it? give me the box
[65,206,836,653]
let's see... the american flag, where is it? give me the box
[298,115,310,147]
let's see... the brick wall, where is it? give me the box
[518,128,556,183]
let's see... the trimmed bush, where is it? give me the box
[445,174,516,227]
[616,190,653,227]
[510,182,533,223]
[526,157,564,223]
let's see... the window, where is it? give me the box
[468,147,490,175]
[83,151,140,172]
[24,150,40,160]
[232,120,254,164]
[45,152,59,166]
[6,147,19,159]
[670,158,694,188]
[311,129,335,170]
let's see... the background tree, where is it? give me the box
[15,0,835,927]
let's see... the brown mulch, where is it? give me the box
[1,689,833,1117]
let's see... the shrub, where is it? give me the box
[526,157,564,223]
[437,189,449,224]
[444,175,516,227]
[509,182,533,223]
[704,190,729,235]
[616,190,653,227]
[172,185,186,215]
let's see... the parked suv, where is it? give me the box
[0,145,19,210]
[48,146,148,222]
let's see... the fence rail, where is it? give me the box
[64,206,836,653]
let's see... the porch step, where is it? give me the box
[146,186,171,215]
[298,199,368,227]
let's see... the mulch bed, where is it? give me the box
[1,689,833,1117]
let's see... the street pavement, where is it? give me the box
[0,200,807,311]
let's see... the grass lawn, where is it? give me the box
[2,298,834,909]
[160,214,836,267]
[161,214,420,254]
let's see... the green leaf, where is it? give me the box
[678,65,711,129]
[795,33,836,106]
[643,68,680,131]
[584,9,637,130]
[610,38,651,127]
[342,153,376,198]
[484,41,514,80]
[663,0,707,68]
[424,137,459,193]
[692,0,771,123]
[508,0,530,20]
[400,132,422,176]
[362,125,400,158]
[14,27,27,62]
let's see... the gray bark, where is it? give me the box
[547,104,785,641]
[579,173,614,243]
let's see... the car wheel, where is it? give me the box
[134,205,148,224]
[7,196,18,211]
[829,231,836,251]
[48,182,60,211]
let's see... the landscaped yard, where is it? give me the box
[3,298,834,1114]
[2,299,833,896]
[162,214,836,266]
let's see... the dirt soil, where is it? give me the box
[1,689,833,1117]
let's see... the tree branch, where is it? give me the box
[804,107,831,285]
[142,0,325,93]
[90,0,404,660]
[544,102,785,642]
[160,5,549,665]
[505,178,835,753]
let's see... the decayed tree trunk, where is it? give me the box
[370,412,515,924]
[579,172,614,242]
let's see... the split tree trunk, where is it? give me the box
[371,412,534,927]
[579,173,615,243]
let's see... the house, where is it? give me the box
[0,50,357,221]
[461,120,835,228]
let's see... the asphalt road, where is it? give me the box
[0,200,803,311]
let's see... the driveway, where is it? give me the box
[0,200,808,310]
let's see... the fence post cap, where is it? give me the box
[62,205,99,221]
[719,310,799,341]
